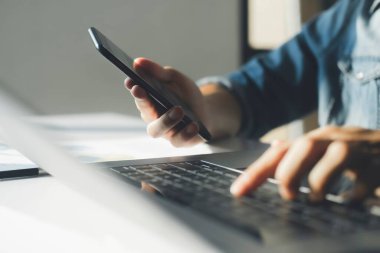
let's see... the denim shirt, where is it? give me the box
[224,0,380,138]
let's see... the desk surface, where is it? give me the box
[0,113,259,253]
[0,176,176,252]
[3,113,380,253]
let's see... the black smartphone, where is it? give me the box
[88,27,211,141]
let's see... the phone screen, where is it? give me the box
[88,27,211,141]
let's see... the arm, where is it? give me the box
[199,83,241,140]
[225,0,357,138]
[229,0,378,201]
[127,0,356,144]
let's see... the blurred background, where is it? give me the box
[0,0,239,115]
[0,0,336,140]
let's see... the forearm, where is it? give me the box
[200,83,242,140]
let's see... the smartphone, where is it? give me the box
[88,27,211,141]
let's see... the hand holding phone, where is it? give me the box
[88,27,211,141]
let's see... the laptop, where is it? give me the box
[1,88,380,252]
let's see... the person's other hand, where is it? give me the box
[230,126,380,202]
[125,58,209,147]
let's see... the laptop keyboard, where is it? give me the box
[110,160,380,238]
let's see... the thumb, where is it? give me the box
[134,57,171,82]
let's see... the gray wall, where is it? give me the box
[0,0,239,116]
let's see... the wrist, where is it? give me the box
[200,83,241,139]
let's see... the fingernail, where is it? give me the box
[230,175,247,196]
[230,181,243,196]
[279,187,294,201]
[124,77,132,89]
[271,139,282,147]
[168,107,181,120]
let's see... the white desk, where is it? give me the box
[0,113,257,253]
[3,113,380,253]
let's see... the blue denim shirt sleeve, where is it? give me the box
[227,0,357,138]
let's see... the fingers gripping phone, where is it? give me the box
[88,27,211,141]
